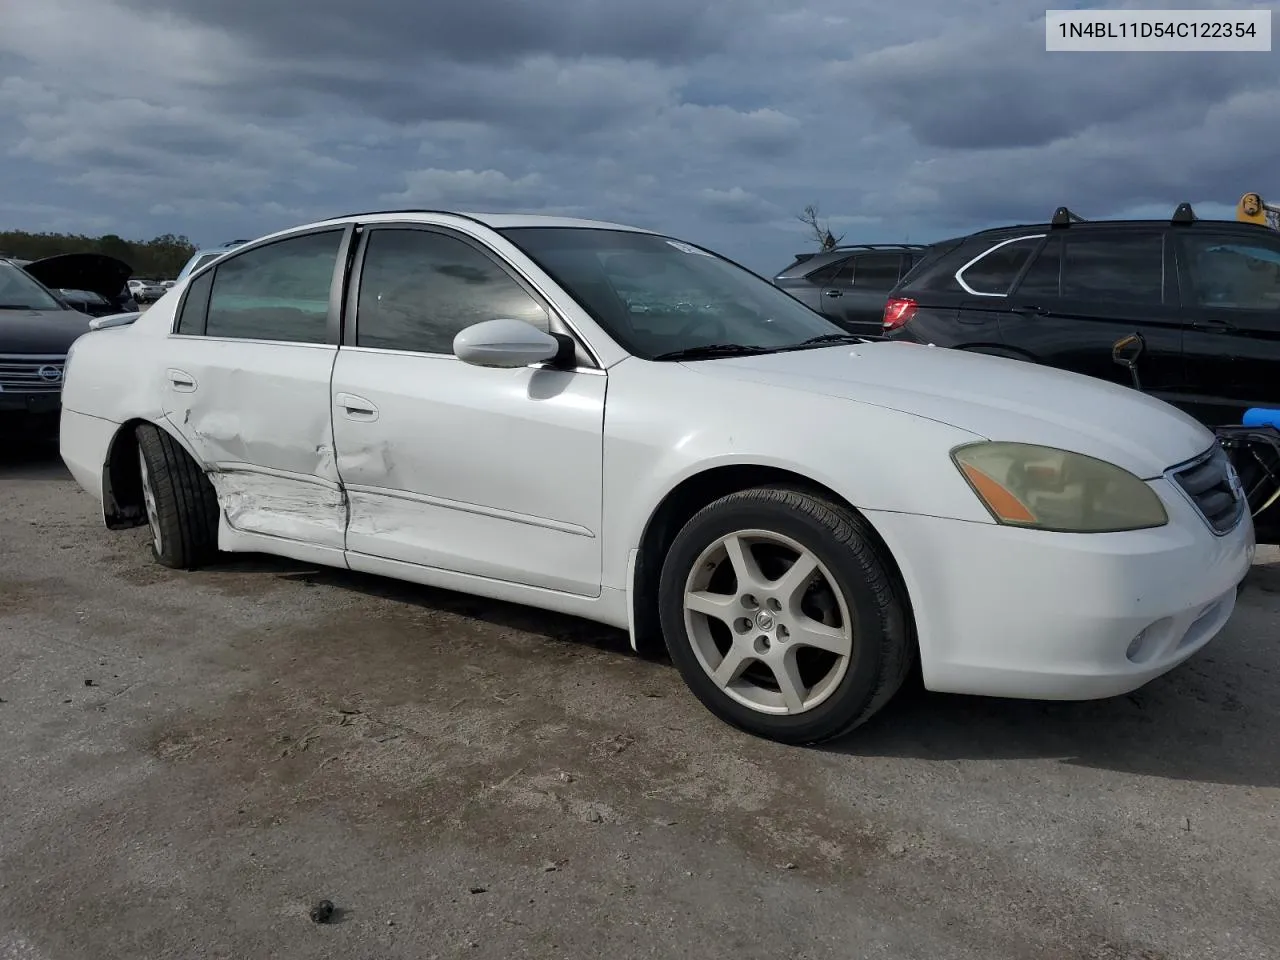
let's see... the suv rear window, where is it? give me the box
[956,237,1042,296]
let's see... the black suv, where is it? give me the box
[773,243,927,336]
[882,204,1280,427]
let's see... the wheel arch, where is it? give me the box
[628,462,917,658]
[101,416,204,529]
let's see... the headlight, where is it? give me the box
[951,441,1168,533]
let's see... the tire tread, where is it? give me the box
[134,423,220,569]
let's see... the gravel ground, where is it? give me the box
[1,438,1277,960]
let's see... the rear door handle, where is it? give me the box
[336,392,379,422]
[824,289,843,298]
[1199,317,1236,332]
[1010,304,1048,316]
[166,368,197,392]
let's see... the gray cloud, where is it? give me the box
[117,0,765,66]
[0,0,1277,274]
[839,20,1279,151]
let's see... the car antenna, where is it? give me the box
[1171,202,1196,225]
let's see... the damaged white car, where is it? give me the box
[60,211,1255,744]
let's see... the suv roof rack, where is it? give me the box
[831,242,927,251]
[1171,202,1196,224]
[1050,206,1087,227]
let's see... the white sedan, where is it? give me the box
[58,211,1255,744]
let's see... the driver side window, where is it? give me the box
[1181,235,1280,312]
[354,228,549,355]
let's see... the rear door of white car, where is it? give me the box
[161,225,354,550]
[329,222,606,597]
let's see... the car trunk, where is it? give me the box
[22,253,133,301]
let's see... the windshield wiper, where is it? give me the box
[792,333,868,347]
[0,303,39,309]
[651,343,777,362]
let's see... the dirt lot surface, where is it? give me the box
[2,439,1278,960]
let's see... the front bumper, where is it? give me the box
[865,477,1255,700]
[0,392,61,416]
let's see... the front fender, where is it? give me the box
[599,360,992,590]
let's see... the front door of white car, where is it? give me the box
[160,227,352,550]
[329,225,606,597]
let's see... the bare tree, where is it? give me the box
[796,203,844,251]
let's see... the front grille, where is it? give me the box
[0,354,65,394]
[1170,444,1245,535]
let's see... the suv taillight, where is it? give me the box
[883,297,917,331]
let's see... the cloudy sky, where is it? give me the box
[1,0,1278,272]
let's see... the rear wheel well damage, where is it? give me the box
[102,418,199,529]
[629,465,917,659]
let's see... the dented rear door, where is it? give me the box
[160,227,353,549]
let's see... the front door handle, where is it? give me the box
[1011,304,1047,316]
[166,368,197,392]
[824,289,844,298]
[335,392,379,422]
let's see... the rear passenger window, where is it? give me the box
[204,230,343,343]
[805,258,851,286]
[174,269,214,335]
[851,253,903,289]
[957,237,1041,295]
[1061,234,1163,303]
[1015,236,1062,297]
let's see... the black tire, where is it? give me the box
[134,422,220,569]
[658,486,913,745]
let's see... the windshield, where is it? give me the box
[0,261,64,311]
[498,227,848,359]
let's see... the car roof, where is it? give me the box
[307,209,654,233]
[960,215,1276,242]
[773,243,927,279]
[192,211,656,267]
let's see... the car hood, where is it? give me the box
[689,341,1215,478]
[22,253,132,300]
[1,308,93,353]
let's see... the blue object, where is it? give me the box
[1242,407,1280,429]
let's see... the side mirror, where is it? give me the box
[453,318,561,368]
[1111,333,1145,390]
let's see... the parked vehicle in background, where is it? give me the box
[19,252,140,316]
[772,243,927,336]
[882,204,1280,429]
[127,278,166,302]
[58,209,1253,745]
[0,256,95,436]
[175,240,249,281]
[57,289,131,318]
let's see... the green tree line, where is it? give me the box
[0,230,197,279]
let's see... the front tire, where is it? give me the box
[134,423,220,569]
[658,486,912,745]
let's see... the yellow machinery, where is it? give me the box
[1236,192,1280,229]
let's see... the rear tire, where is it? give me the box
[134,423,220,569]
[657,486,913,745]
